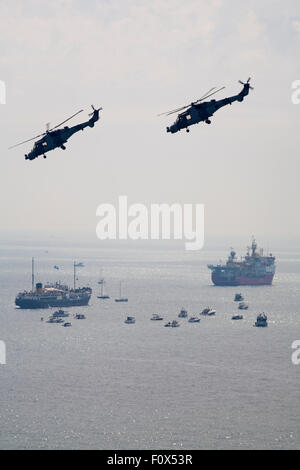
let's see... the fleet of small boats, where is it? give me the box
[42,289,269,331]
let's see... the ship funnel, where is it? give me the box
[36,283,43,294]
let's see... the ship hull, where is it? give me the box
[211,272,274,286]
[15,296,91,309]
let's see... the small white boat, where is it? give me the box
[151,314,164,321]
[200,308,216,316]
[125,316,135,324]
[75,314,86,320]
[188,316,201,323]
[63,322,72,327]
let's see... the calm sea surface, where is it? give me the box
[0,241,299,450]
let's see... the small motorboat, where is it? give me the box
[62,322,72,327]
[232,314,243,320]
[125,316,136,324]
[200,308,216,316]
[188,316,201,323]
[234,293,244,302]
[238,302,249,310]
[75,314,86,320]
[47,317,64,324]
[164,320,180,328]
[178,308,188,318]
[151,314,164,321]
[255,313,268,327]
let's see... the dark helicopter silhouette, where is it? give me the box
[9,106,102,160]
[159,78,253,134]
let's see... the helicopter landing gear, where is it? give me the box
[61,145,66,150]
[205,119,211,125]
[43,155,47,159]
[186,128,190,133]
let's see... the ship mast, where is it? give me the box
[74,261,76,290]
[32,257,35,292]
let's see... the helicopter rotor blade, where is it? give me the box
[196,87,216,102]
[48,109,84,132]
[158,88,216,117]
[157,106,186,117]
[9,132,47,150]
[196,86,226,103]
[9,109,84,150]
[164,105,190,116]
[158,87,226,117]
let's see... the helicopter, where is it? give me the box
[9,105,102,161]
[159,78,253,134]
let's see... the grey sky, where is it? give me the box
[0,0,299,243]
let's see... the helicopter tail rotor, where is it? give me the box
[89,105,103,116]
[239,77,254,90]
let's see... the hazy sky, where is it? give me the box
[0,0,299,245]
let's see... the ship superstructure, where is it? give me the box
[208,239,276,286]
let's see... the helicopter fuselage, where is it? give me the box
[167,84,251,134]
[25,109,101,160]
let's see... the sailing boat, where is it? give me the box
[97,280,110,300]
[115,281,128,303]
[98,269,104,286]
